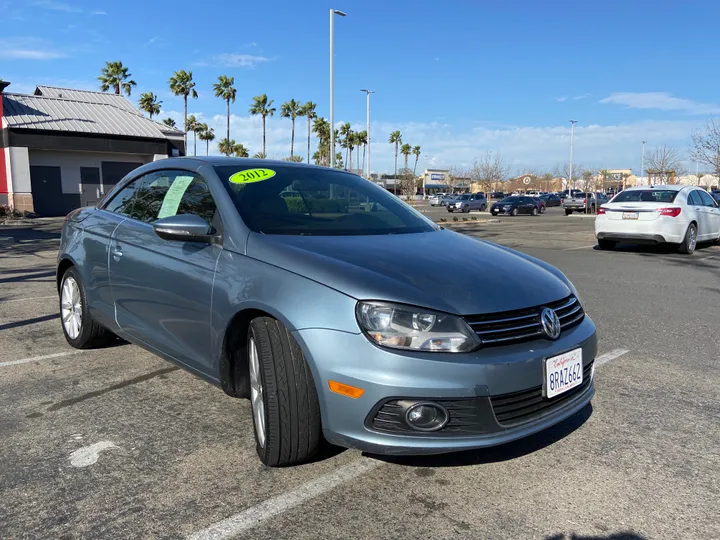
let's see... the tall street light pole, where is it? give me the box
[641,140,646,185]
[569,120,577,192]
[360,89,374,179]
[329,9,346,169]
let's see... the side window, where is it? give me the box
[687,191,701,206]
[697,190,717,207]
[131,170,217,224]
[103,178,141,216]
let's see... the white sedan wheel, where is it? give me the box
[61,276,83,339]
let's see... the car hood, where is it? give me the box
[247,229,572,315]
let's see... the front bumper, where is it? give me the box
[294,315,597,455]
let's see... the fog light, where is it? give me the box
[405,402,449,432]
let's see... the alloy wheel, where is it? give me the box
[689,226,697,251]
[61,277,82,339]
[248,337,266,448]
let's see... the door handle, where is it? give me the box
[111,246,123,260]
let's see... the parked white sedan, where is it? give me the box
[595,185,720,254]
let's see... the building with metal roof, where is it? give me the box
[1,81,185,215]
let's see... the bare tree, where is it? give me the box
[690,120,720,178]
[645,145,686,184]
[446,166,470,193]
[399,168,416,200]
[553,163,585,191]
[470,151,510,194]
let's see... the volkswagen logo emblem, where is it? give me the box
[540,308,561,340]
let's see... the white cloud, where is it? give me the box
[0,48,65,59]
[213,53,271,68]
[572,93,591,100]
[32,0,81,12]
[555,96,568,102]
[92,10,107,15]
[599,92,720,115]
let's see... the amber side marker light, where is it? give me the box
[328,380,365,398]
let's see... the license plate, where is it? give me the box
[545,348,583,399]
[622,212,639,220]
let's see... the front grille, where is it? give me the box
[464,295,584,347]
[490,361,593,427]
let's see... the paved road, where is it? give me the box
[1,216,718,540]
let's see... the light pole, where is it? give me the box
[360,89,374,179]
[329,9,346,169]
[641,140,646,185]
[569,120,577,193]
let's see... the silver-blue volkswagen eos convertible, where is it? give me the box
[57,158,596,466]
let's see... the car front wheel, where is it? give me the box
[511,207,518,216]
[248,317,322,467]
[531,207,538,216]
[59,266,110,349]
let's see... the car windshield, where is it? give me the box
[500,197,521,203]
[612,190,679,203]
[215,165,438,236]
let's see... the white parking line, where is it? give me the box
[187,458,381,540]
[595,348,630,367]
[0,350,82,368]
[563,244,597,251]
[2,295,56,303]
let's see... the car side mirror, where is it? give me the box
[153,214,217,243]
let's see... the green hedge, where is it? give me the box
[284,196,349,213]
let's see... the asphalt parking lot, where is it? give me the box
[1,211,719,540]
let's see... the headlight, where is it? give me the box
[356,301,481,352]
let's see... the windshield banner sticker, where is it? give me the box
[229,169,277,184]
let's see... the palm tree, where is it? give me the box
[284,155,303,163]
[213,75,236,144]
[401,143,412,171]
[249,94,275,156]
[185,114,200,156]
[197,124,215,156]
[312,116,330,166]
[169,70,198,153]
[98,61,136,96]
[412,145,421,176]
[389,131,402,194]
[218,138,235,157]
[138,92,161,119]
[356,131,368,175]
[162,118,176,128]
[339,122,352,167]
[355,132,365,174]
[401,143,412,198]
[252,151,267,159]
[299,101,316,165]
[280,99,302,158]
[233,143,249,158]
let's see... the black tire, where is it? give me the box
[463,206,470,213]
[248,317,322,467]
[540,206,546,214]
[565,209,572,216]
[531,207,538,216]
[59,266,110,349]
[678,223,698,255]
[480,204,487,212]
[597,239,616,250]
[511,207,518,216]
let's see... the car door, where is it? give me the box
[697,190,720,238]
[108,169,222,373]
[522,197,534,214]
[687,190,710,240]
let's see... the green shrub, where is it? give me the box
[283,196,349,214]
[471,216,478,220]
[452,217,459,222]
[439,217,447,222]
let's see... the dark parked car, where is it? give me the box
[490,192,506,200]
[540,194,562,207]
[711,191,720,204]
[532,197,546,214]
[490,196,540,216]
[56,157,596,466]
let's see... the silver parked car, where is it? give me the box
[57,158,597,466]
[447,193,488,213]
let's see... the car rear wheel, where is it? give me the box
[598,239,616,250]
[59,266,110,349]
[531,207,538,216]
[565,209,572,216]
[678,223,698,255]
[248,317,322,467]
[480,204,487,212]
[540,206,546,214]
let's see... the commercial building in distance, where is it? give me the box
[1,82,185,215]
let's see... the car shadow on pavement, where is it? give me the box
[545,532,646,540]
[366,403,592,468]
[0,219,62,259]
[594,242,718,256]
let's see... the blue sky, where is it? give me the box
[2,0,720,174]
